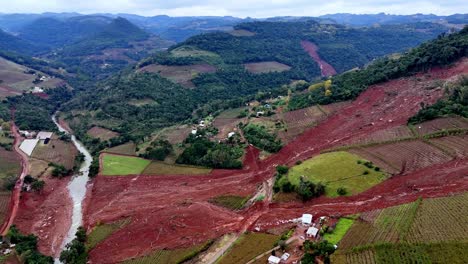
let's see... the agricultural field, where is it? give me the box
[87,126,119,141]
[101,154,151,176]
[244,61,291,74]
[349,125,414,145]
[0,191,11,225]
[105,142,136,156]
[218,233,279,264]
[123,240,213,264]
[332,193,468,263]
[0,56,65,97]
[0,147,21,184]
[209,195,250,210]
[349,140,454,175]
[413,116,468,135]
[283,151,387,197]
[277,105,327,142]
[324,217,355,245]
[87,218,130,250]
[139,64,216,88]
[429,135,468,158]
[141,161,212,175]
[338,200,420,249]
[170,45,220,59]
[28,158,51,178]
[31,139,78,169]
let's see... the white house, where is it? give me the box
[268,255,281,264]
[191,129,197,135]
[306,226,319,238]
[228,132,235,138]
[302,214,313,225]
[36,131,53,140]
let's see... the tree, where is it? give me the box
[297,177,315,201]
[276,165,289,175]
[336,187,347,196]
[31,180,45,192]
[60,227,87,264]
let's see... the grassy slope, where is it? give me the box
[209,195,250,210]
[86,218,130,250]
[101,154,151,176]
[285,151,386,197]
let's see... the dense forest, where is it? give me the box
[289,26,468,110]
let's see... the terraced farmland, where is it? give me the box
[87,218,130,250]
[349,140,453,175]
[414,117,468,135]
[429,135,468,158]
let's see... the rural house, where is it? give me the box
[306,226,319,238]
[268,255,281,264]
[302,214,313,225]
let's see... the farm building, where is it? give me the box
[268,255,281,264]
[19,139,39,156]
[228,132,236,138]
[306,226,319,238]
[37,131,53,140]
[302,214,313,225]
[19,130,36,138]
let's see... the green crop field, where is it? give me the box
[142,161,212,175]
[209,195,250,210]
[101,154,151,176]
[284,151,386,197]
[86,218,130,250]
[330,193,468,264]
[123,240,213,264]
[324,217,355,245]
[218,233,279,264]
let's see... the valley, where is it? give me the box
[0,9,466,264]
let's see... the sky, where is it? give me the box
[0,0,466,18]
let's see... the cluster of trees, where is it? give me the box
[142,139,173,160]
[242,123,282,153]
[301,240,336,264]
[24,175,45,192]
[409,75,468,123]
[289,26,468,111]
[7,226,54,263]
[177,131,244,169]
[50,163,71,178]
[59,227,87,264]
[274,165,325,201]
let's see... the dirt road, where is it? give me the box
[0,121,30,235]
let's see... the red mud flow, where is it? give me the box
[301,40,337,77]
[84,59,468,263]
[14,176,73,257]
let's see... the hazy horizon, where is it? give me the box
[0,0,466,18]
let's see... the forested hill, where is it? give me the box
[289,26,468,110]
[17,16,114,48]
[0,29,44,55]
[58,25,465,146]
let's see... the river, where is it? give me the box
[52,114,93,262]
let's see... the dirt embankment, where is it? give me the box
[81,58,468,263]
[301,40,337,77]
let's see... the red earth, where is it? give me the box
[79,59,468,263]
[301,41,337,77]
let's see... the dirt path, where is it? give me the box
[0,119,30,236]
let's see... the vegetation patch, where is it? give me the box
[170,45,220,58]
[87,126,119,141]
[123,240,213,264]
[218,233,279,264]
[323,217,355,245]
[101,154,151,176]
[209,195,250,210]
[140,64,216,88]
[105,142,136,156]
[281,151,386,197]
[242,123,282,153]
[86,219,130,250]
[244,61,291,74]
[142,161,211,175]
[0,147,21,186]
[228,29,256,37]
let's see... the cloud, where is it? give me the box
[1,0,467,17]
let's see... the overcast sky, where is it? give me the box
[1,0,466,17]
